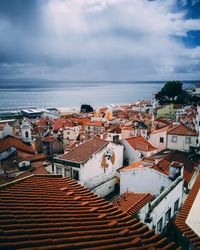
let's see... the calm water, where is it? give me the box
[0,81,196,109]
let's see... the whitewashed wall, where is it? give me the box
[149,131,167,151]
[121,139,141,164]
[167,134,197,152]
[120,168,172,195]
[81,142,123,181]
[139,177,183,234]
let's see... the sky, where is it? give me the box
[0,0,200,82]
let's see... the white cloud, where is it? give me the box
[0,0,199,80]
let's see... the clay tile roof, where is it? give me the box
[113,192,154,216]
[61,138,109,163]
[85,121,104,127]
[126,136,157,152]
[0,136,35,154]
[0,175,177,249]
[174,174,200,249]
[167,123,197,136]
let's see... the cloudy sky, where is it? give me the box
[0,0,200,82]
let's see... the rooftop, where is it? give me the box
[113,192,154,216]
[0,174,177,249]
[167,123,197,136]
[0,136,35,154]
[61,137,109,163]
[126,136,157,152]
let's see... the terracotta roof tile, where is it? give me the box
[113,192,154,216]
[0,136,35,154]
[61,137,109,163]
[126,136,157,152]
[0,175,177,249]
[167,123,197,136]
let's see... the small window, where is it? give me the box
[25,131,29,138]
[56,167,62,175]
[64,167,70,177]
[174,199,179,213]
[160,137,164,143]
[73,170,79,181]
[185,137,191,144]
[172,136,177,142]
[157,218,163,233]
[165,208,171,225]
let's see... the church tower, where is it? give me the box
[21,118,32,143]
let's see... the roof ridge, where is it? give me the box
[0,174,62,190]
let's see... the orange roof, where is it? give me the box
[126,136,157,152]
[167,123,197,136]
[151,124,173,134]
[113,192,154,216]
[121,160,143,171]
[175,174,200,248]
[85,121,104,127]
[61,138,109,163]
[0,136,35,154]
[0,175,177,249]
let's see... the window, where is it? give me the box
[171,136,177,142]
[185,137,191,144]
[64,167,70,177]
[25,131,29,138]
[165,208,171,225]
[160,137,164,143]
[157,218,163,233]
[73,170,79,181]
[174,199,179,213]
[56,167,62,175]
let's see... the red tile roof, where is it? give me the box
[113,192,154,216]
[174,174,200,249]
[0,136,35,154]
[61,138,109,163]
[126,136,157,152]
[167,123,197,136]
[85,121,104,127]
[0,175,177,249]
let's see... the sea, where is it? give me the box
[0,81,197,110]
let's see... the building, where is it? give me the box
[0,174,177,249]
[63,124,80,141]
[120,161,184,234]
[149,124,172,151]
[20,118,32,143]
[167,123,198,152]
[0,135,35,161]
[84,121,106,134]
[122,136,158,165]
[53,137,124,197]
[42,135,63,158]
[21,109,43,118]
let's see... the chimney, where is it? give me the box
[169,161,184,180]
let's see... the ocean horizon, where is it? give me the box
[0,81,197,110]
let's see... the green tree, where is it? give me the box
[160,81,183,101]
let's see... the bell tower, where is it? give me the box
[21,118,32,143]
